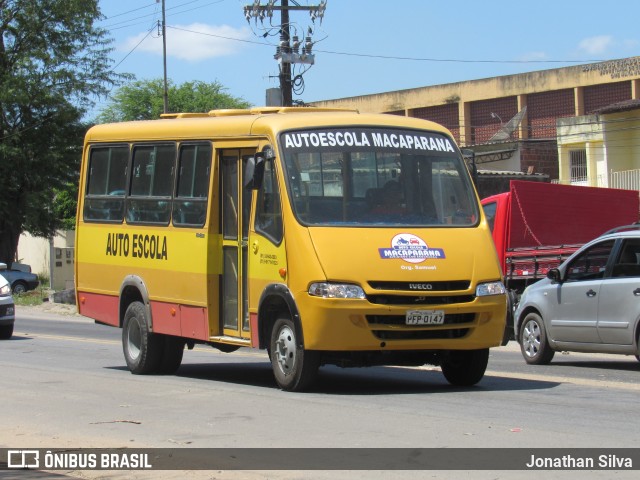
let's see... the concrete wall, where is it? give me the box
[17,230,75,291]
[557,115,605,186]
[602,110,640,173]
[557,108,640,187]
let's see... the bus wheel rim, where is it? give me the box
[126,320,142,360]
[274,325,296,375]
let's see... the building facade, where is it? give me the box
[312,56,640,184]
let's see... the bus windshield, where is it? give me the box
[280,126,478,227]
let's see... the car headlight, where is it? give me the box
[476,281,506,297]
[308,282,366,299]
[0,284,10,296]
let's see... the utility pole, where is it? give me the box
[244,1,326,106]
[160,0,169,113]
[279,0,292,106]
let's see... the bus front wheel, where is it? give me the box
[123,301,163,374]
[440,348,489,387]
[0,324,13,340]
[269,316,320,392]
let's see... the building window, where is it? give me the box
[569,149,587,183]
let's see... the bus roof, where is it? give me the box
[84,107,452,143]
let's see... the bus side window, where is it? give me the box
[173,143,212,227]
[127,144,175,225]
[255,159,282,243]
[83,145,129,223]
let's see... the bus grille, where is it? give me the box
[367,313,474,326]
[368,280,470,291]
[367,294,475,305]
[372,329,470,340]
[366,313,474,341]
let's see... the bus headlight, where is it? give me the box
[476,281,506,297]
[308,283,366,299]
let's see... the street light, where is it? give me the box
[490,112,503,124]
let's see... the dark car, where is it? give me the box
[0,264,40,294]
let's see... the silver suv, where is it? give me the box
[0,263,15,340]
[514,226,640,364]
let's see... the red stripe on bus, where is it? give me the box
[77,291,119,327]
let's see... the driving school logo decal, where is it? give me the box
[378,234,445,264]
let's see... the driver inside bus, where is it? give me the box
[371,180,405,214]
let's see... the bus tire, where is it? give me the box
[440,348,489,387]
[270,316,319,392]
[0,324,13,340]
[122,301,163,374]
[158,335,185,374]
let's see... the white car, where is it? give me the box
[0,263,16,339]
[514,227,640,364]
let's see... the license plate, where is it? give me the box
[406,309,445,325]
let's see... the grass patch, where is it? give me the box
[13,289,48,306]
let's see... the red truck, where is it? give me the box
[481,180,640,342]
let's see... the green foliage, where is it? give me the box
[54,182,80,231]
[0,0,125,265]
[98,79,252,122]
[13,290,47,306]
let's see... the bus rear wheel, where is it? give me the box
[123,301,163,374]
[159,335,185,374]
[440,348,489,387]
[270,316,319,392]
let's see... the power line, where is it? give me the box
[127,22,613,66]
[100,0,223,31]
[112,25,156,71]
[311,49,608,65]
[167,25,264,46]
[101,1,157,21]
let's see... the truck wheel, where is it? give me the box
[122,301,163,374]
[519,312,555,365]
[440,348,489,386]
[158,335,185,374]
[270,316,320,392]
[0,324,13,340]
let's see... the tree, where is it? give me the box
[97,79,252,123]
[0,0,124,266]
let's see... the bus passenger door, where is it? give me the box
[220,149,254,339]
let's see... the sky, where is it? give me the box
[93,0,640,118]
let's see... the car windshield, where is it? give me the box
[280,126,478,227]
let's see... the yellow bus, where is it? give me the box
[75,107,506,391]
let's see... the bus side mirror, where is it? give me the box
[461,149,478,185]
[244,154,266,190]
[244,146,274,190]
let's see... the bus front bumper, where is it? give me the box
[296,294,507,352]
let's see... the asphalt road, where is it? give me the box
[1,304,639,480]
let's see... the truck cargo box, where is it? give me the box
[505,181,639,250]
